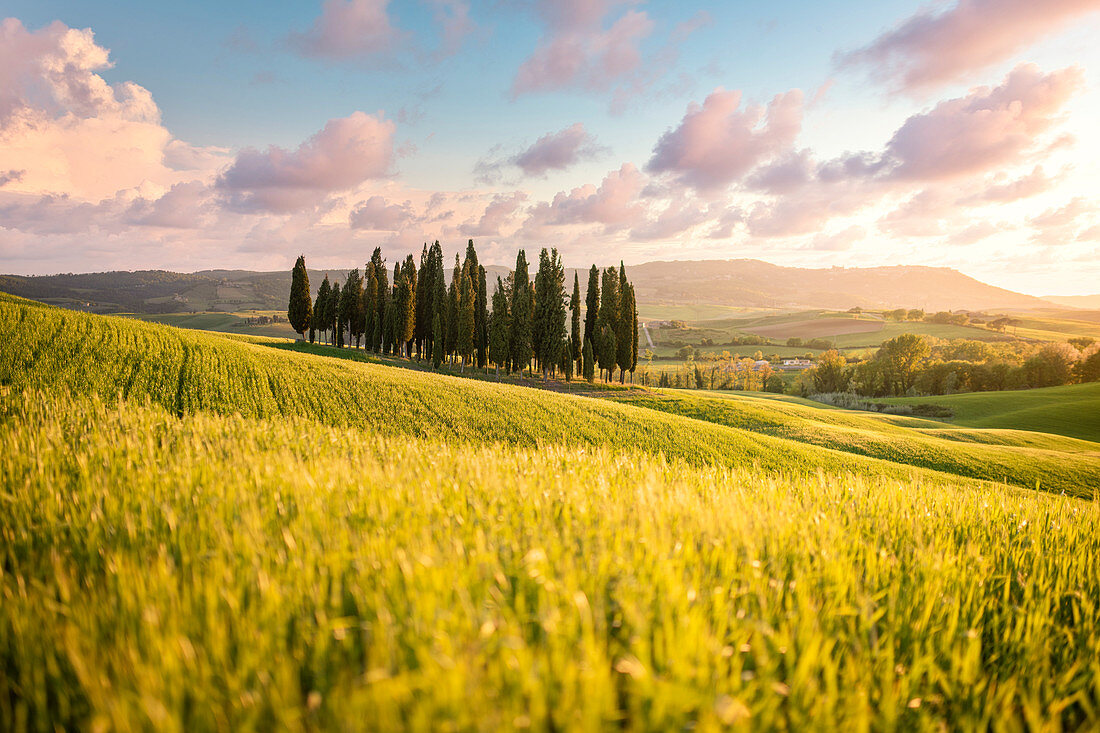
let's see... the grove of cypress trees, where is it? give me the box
[287,255,312,340]
[509,249,533,376]
[342,268,364,348]
[432,313,444,369]
[489,275,510,380]
[314,275,331,345]
[582,339,595,382]
[370,248,387,352]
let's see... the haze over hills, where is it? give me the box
[1,259,1054,315]
[1042,294,1100,309]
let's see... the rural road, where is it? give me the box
[641,322,655,348]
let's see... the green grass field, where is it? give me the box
[3,292,1100,730]
[879,382,1100,443]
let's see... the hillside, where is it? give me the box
[1043,294,1100,309]
[1,258,1053,315]
[4,294,1100,730]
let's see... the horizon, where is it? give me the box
[1,1,1099,296]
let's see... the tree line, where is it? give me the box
[287,242,639,383]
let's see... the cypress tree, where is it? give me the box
[570,272,582,373]
[287,254,312,340]
[415,243,431,359]
[458,262,475,371]
[561,339,573,382]
[582,339,595,382]
[509,249,533,376]
[343,268,364,348]
[533,248,566,381]
[432,256,447,364]
[330,280,344,348]
[432,313,444,370]
[630,284,639,382]
[446,253,460,363]
[396,255,417,357]
[489,276,510,380]
[364,266,378,350]
[314,275,331,345]
[476,264,488,369]
[584,265,599,345]
[616,262,633,383]
[597,267,619,381]
[369,248,387,352]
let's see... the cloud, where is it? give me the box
[838,0,1100,92]
[522,163,646,235]
[0,169,25,187]
[881,64,1083,181]
[217,112,396,212]
[807,225,866,252]
[287,0,405,61]
[462,192,527,237]
[970,165,1059,203]
[511,1,655,96]
[0,18,230,201]
[514,123,604,176]
[647,88,803,191]
[126,181,215,229]
[348,195,417,230]
[630,199,710,241]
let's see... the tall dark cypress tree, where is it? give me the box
[630,284,639,382]
[343,268,364,348]
[532,248,566,381]
[476,264,488,369]
[446,253,460,363]
[509,249,533,376]
[330,280,344,348]
[570,272,582,373]
[432,254,447,365]
[584,265,599,346]
[415,244,431,359]
[432,313,444,370]
[369,248,387,352]
[597,267,619,381]
[314,275,331,345]
[287,255,312,340]
[458,262,475,371]
[582,339,595,382]
[396,255,417,357]
[489,276,510,380]
[364,265,378,351]
[616,262,633,383]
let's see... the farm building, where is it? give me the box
[777,358,814,371]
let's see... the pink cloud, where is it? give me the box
[883,64,1083,181]
[0,18,229,200]
[511,1,655,96]
[514,123,604,177]
[839,0,1100,92]
[647,88,803,191]
[462,192,527,237]
[522,163,646,236]
[126,181,214,229]
[630,199,709,241]
[348,195,416,230]
[217,112,396,212]
[970,166,1059,204]
[287,0,405,61]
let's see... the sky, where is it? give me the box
[1,0,1099,295]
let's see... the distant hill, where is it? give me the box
[1,259,1053,314]
[1042,294,1100,309]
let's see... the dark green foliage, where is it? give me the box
[597,267,619,381]
[876,334,930,394]
[446,253,460,362]
[395,256,417,357]
[369,249,388,352]
[766,374,785,393]
[342,268,364,348]
[330,281,343,348]
[458,263,475,370]
[582,339,595,382]
[532,248,567,381]
[570,273,582,374]
[584,265,599,345]
[509,250,533,375]
[1079,350,1100,382]
[287,255,312,338]
[476,265,488,369]
[432,313,444,370]
[616,263,633,383]
[630,284,638,378]
[489,277,510,379]
[314,275,331,345]
[364,267,379,351]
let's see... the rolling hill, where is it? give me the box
[3,293,1099,730]
[1,258,1055,316]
